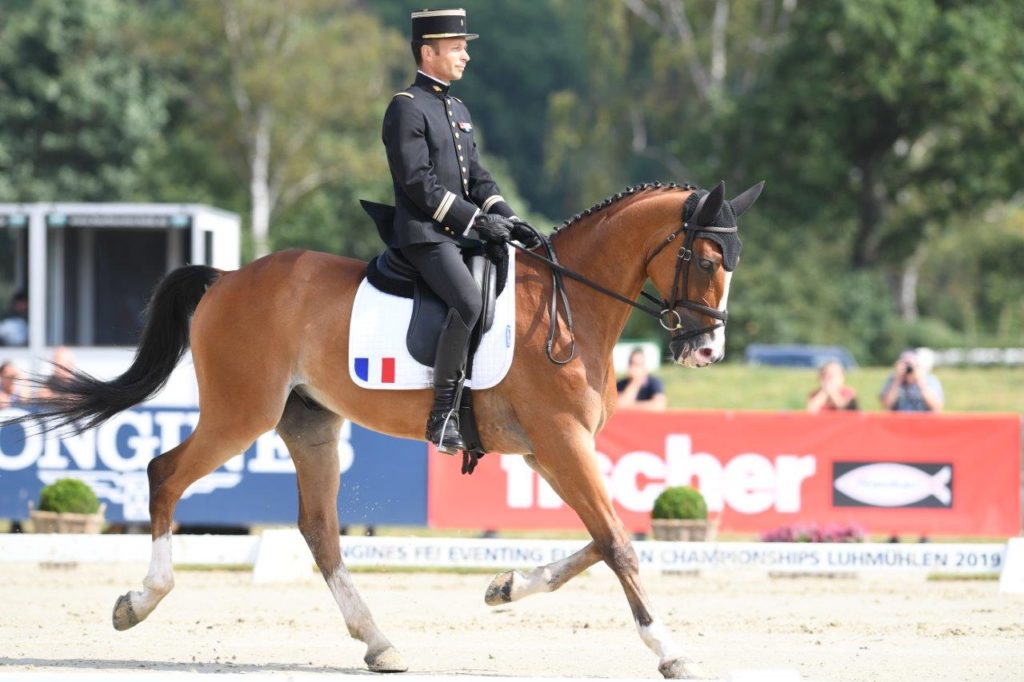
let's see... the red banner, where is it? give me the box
[428,411,1022,537]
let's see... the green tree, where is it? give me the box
[920,203,1024,345]
[0,0,168,201]
[544,0,635,217]
[163,0,407,258]
[614,1,1024,363]
[738,0,1024,318]
[623,0,795,178]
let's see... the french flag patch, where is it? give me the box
[354,357,396,384]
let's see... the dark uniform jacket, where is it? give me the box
[382,71,515,248]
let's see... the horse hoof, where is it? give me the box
[484,571,515,606]
[658,656,705,679]
[365,646,408,673]
[112,593,140,631]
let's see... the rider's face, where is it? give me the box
[421,38,470,83]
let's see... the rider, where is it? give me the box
[382,8,537,453]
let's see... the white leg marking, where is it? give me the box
[325,566,391,651]
[509,566,555,600]
[639,620,684,660]
[508,544,599,601]
[130,533,175,619]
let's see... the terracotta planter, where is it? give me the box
[650,517,715,542]
[29,503,107,534]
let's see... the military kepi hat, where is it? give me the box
[411,8,479,41]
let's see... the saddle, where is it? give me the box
[361,200,508,367]
[360,200,510,474]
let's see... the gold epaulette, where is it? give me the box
[392,92,414,99]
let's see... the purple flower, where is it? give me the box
[761,522,866,543]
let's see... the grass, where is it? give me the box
[926,572,1000,581]
[656,364,1024,413]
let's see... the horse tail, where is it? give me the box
[6,265,221,433]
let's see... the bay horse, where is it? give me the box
[10,180,762,679]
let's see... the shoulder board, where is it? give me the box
[392,92,414,99]
[451,96,463,103]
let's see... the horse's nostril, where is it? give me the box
[698,347,714,359]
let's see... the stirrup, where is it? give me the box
[428,407,465,455]
[436,411,462,455]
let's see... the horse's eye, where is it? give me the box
[698,258,715,272]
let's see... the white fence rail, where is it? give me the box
[0,532,1013,580]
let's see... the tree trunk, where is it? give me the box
[897,244,927,322]
[250,106,273,259]
[709,0,729,90]
[852,158,885,268]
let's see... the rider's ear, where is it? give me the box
[730,181,766,217]
[696,181,725,225]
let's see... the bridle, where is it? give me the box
[640,191,738,343]
[511,191,738,364]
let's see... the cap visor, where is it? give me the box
[421,32,480,40]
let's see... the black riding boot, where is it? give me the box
[426,308,473,454]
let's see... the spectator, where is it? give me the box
[37,346,77,398]
[616,347,666,410]
[806,360,859,413]
[0,291,28,346]
[879,347,944,412]
[0,361,30,408]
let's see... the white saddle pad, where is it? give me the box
[348,247,516,390]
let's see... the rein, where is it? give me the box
[511,198,738,364]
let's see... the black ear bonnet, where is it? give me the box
[683,190,742,271]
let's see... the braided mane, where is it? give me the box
[554,181,698,233]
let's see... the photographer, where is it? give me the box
[616,347,667,411]
[879,348,944,413]
[806,360,859,413]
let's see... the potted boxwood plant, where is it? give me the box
[30,478,106,533]
[650,485,714,541]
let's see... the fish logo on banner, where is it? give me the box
[832,462,953,508]
[354,357,396,384]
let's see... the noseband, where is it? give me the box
[641,192,738,343]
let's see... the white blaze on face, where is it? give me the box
[705,270,732,360]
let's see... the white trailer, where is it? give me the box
[0,202,240,405]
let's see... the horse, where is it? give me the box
[7,179,762,679]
